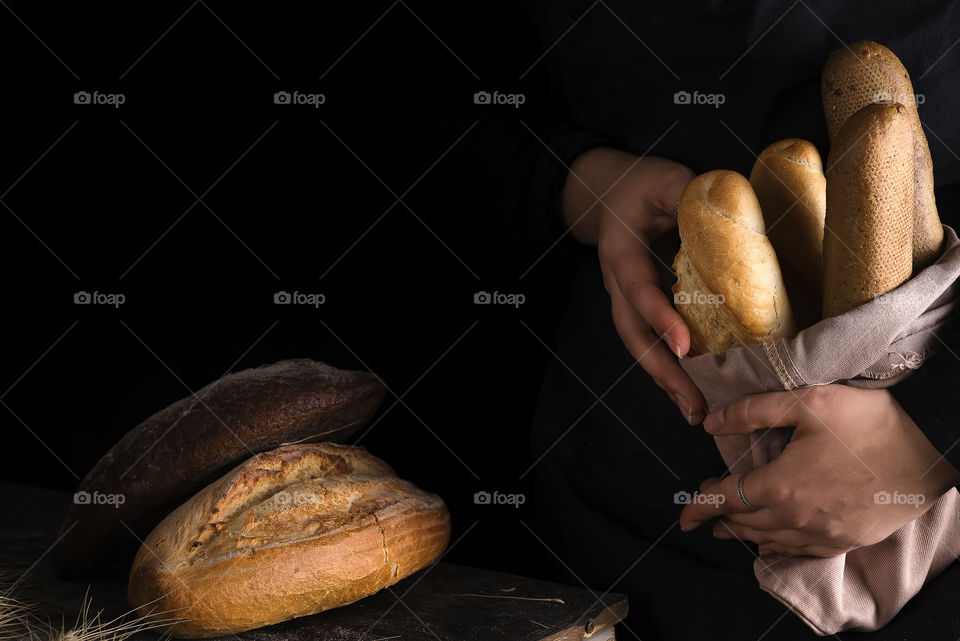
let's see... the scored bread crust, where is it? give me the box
[55,359,386,578]
[672,170,797,355]
[127,443,451,638]
[822,102,915,318]
[749,139,826,320]
[821,40,942,269]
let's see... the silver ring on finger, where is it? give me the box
[737,471,760,511]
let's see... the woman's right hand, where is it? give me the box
[561,147,705,424]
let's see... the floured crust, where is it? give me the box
[127,443,450,638]
[672,170,797,355]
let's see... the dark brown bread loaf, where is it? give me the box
[54,359,385,577]
[128,443,450,638]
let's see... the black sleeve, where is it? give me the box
[469,123,607,247]
[889,315,960,475]
[413,4,610,275]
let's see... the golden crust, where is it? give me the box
[672,170,797,355]
[750,139,826,324]
[127,443,450,638]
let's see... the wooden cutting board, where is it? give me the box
[0,482,627,640]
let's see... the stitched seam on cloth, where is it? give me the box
[756,576,831,636]
[779,337,808,387]
[763,340,798,390]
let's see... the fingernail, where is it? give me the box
[676,344,684,359]
[676,394,695,425]
[703,408,724,433]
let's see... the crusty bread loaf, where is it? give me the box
[672,170,797,355]
[822,102,915,317]
[128,443,450,638]
[822,40,942,269]
[749,139,826,325]
[56,359,386,578]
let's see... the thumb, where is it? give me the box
[643,159,695,217]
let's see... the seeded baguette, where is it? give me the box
[822,40,942,269]
[822,102,915,317]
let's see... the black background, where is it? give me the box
[0,3,581,581]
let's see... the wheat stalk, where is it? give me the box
[43,587,184,641]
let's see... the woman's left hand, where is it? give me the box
[679,385,960,557]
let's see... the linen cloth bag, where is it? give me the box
[680,225,960,635]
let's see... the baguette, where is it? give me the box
[128,443,450,638]
[749,139,826,325]
[55,359,386,577]
[672,170,797,354]
[822,40,942,269]
[822,102,915,317]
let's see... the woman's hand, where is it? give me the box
[562,147,704,423]
[679,385,960,556]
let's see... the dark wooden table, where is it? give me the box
[0,482,627,640]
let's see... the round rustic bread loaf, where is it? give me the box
[55,359,385,578]
[128,443,450,638]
